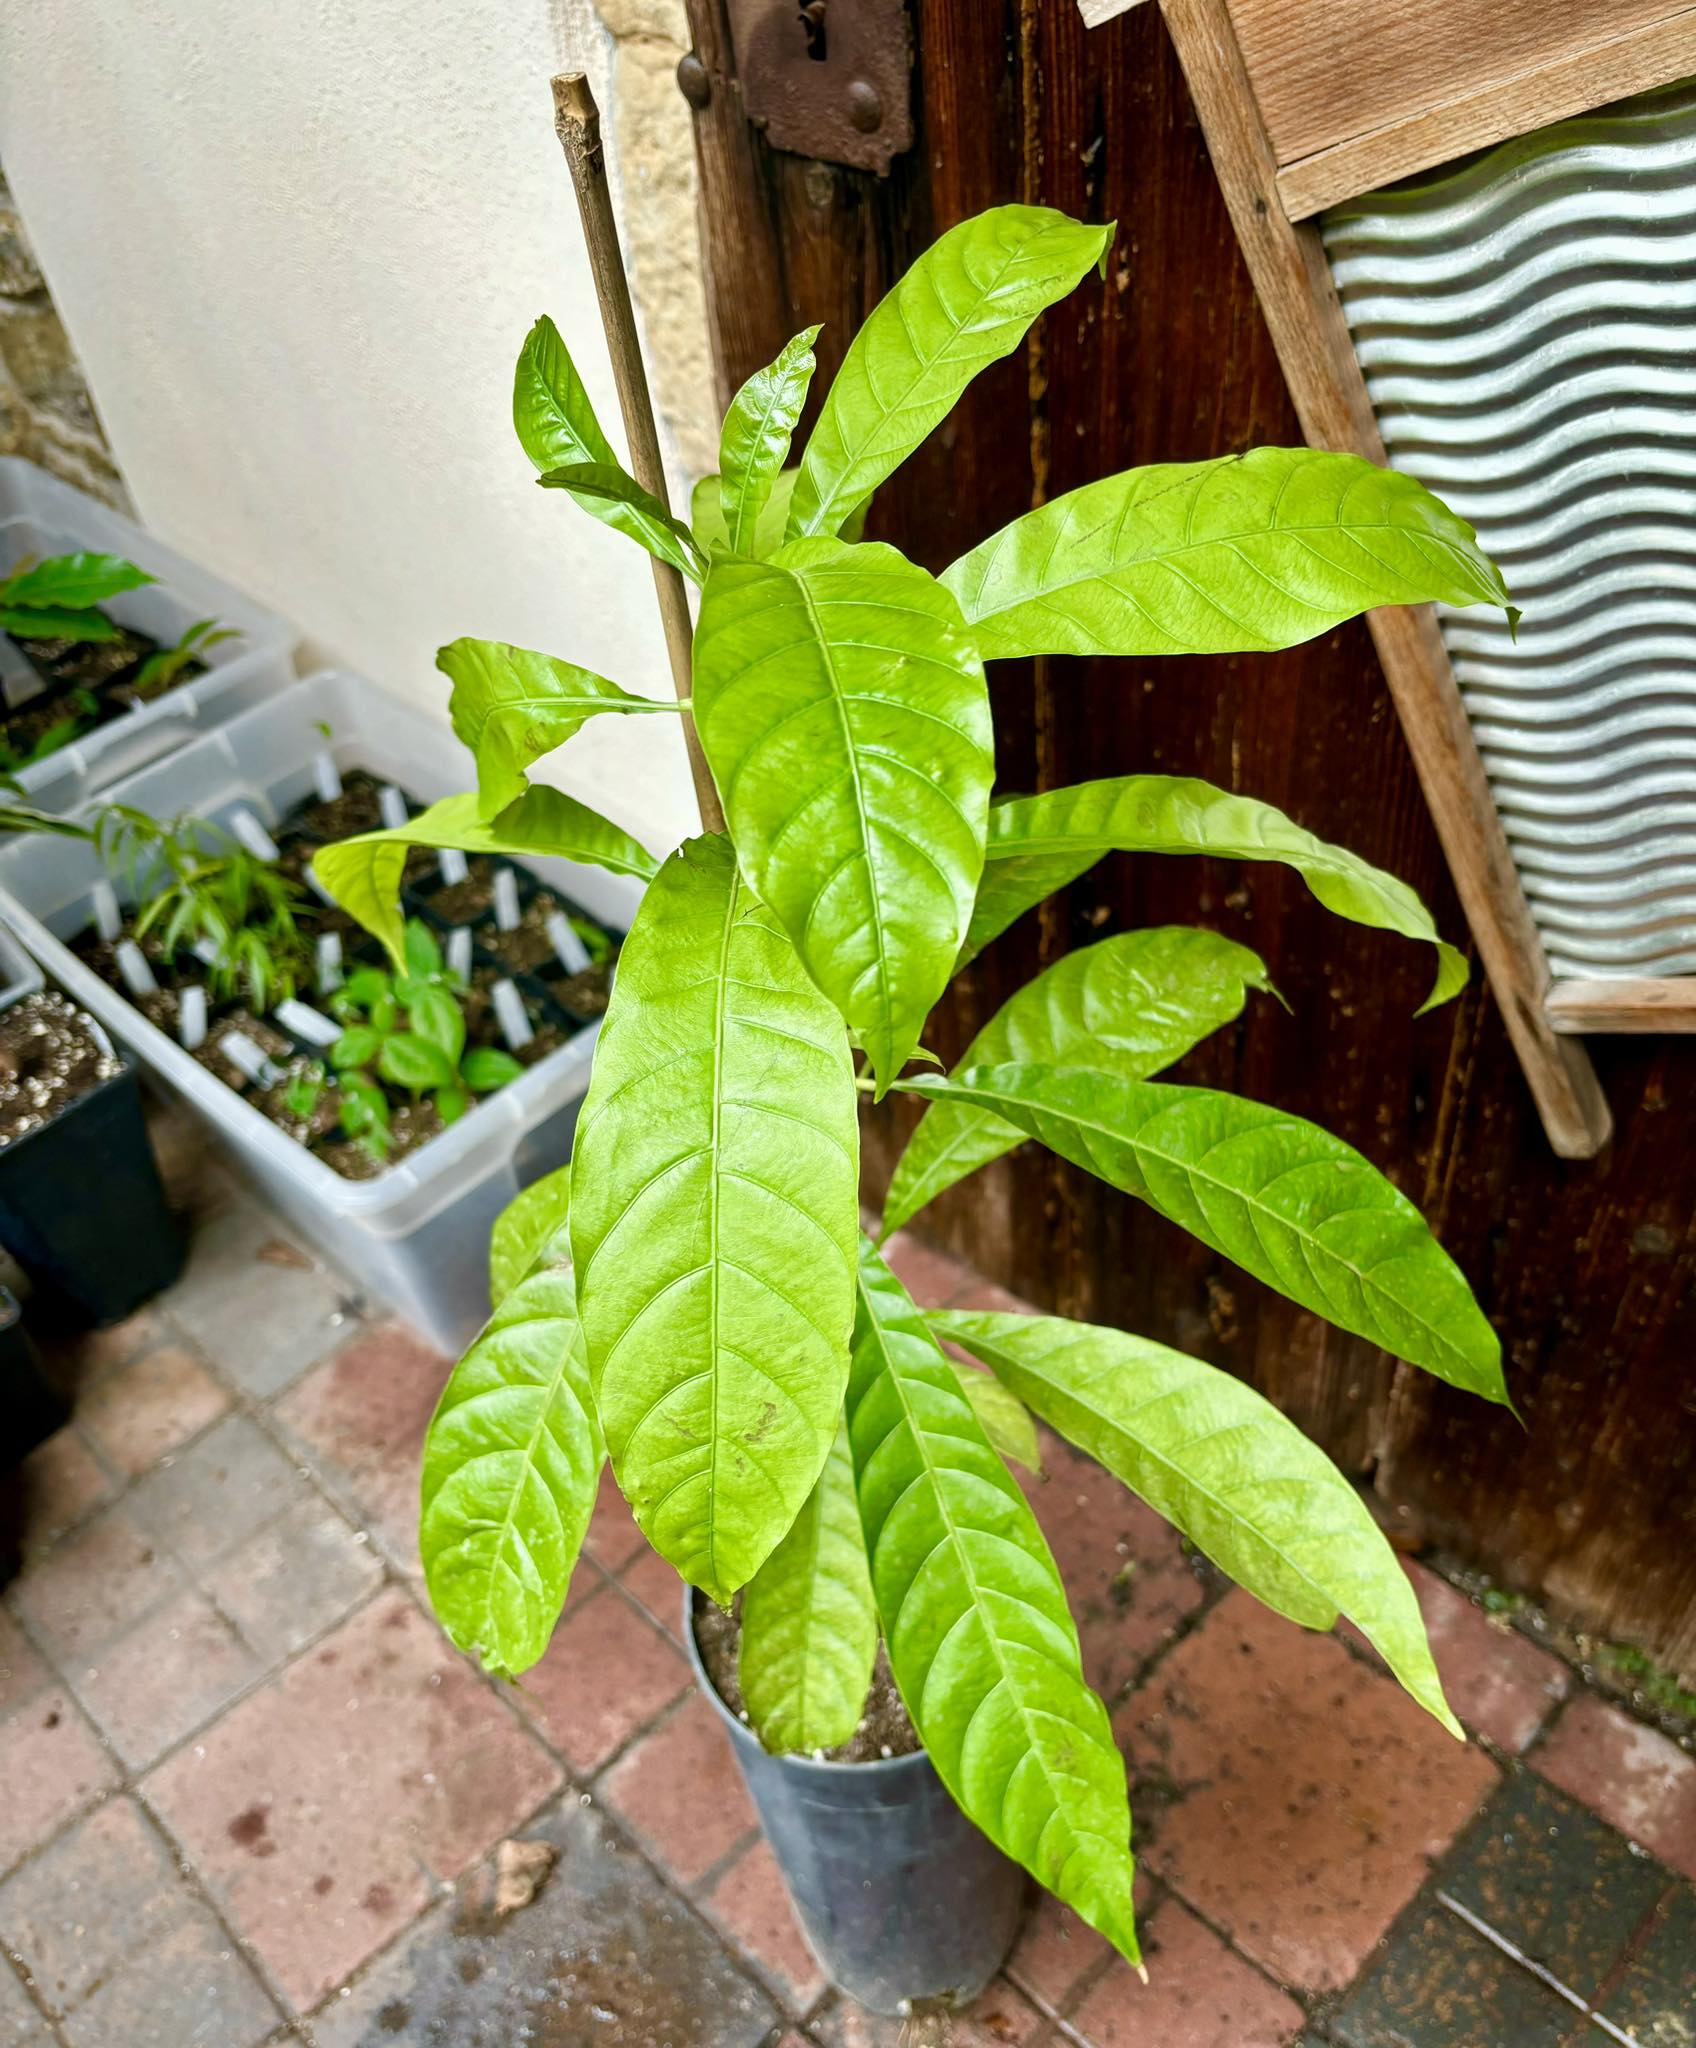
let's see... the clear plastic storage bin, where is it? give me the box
[0,921,42,1011]
[0,457,297,812]
[0,670,649,1350]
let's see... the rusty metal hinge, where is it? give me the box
[720,0,913,176]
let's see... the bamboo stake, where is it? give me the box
[552,72,725,834]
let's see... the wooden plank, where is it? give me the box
[1548,980,1696,1034]
[1224,0,1689,165]
[1279,9,1696,218]
[1157,0,1612,1160]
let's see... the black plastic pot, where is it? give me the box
[0,1287,65,1468]
[0,1053,182,1326]
[686,1592,1025,2015]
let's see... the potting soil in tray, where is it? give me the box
[0,991,123,1146]
[0,619,206,766]
[693,1594,922,1764]
[410,858,618,1023]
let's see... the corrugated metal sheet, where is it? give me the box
[1323,81,1696,984]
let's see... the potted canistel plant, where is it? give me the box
[320,202,1516,2015]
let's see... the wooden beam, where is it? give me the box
[1158,0,1613,1159]
[1547,980,1696,1035]
[1277,7,1696,218]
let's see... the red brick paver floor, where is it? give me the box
[0,1155,1691,2046]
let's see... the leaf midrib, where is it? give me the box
[941,1074,1474,1375]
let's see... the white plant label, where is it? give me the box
[90,879,122,942]
[312,750,343,802]
[378,784,410,831]
[220,1030,281,1088]
[439,848,470,886]
[447,928,473,982]
[493,867,522,932]
[115,940,158,996]
[275,998,341,1048]
[316,931,343,993]
[229,807,281,863]
[491,977,534,1051]
[546,911,591,975]
[177,985,208,1051]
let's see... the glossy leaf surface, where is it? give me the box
[719,327,820,556]
[692,469,868,560]
[933,1309,1458,1733]
[739,1420,877,1753]
[538,462,707,583]
[440,637,673,819]
[693,539,993,1089]
[1,552,153,609]
[569,835,859,1603]
[904,1065,1507,1402]
[967,776,1466,1009]
[883,927,1270,1235]
[313,788,656,968]
[490,1166,572,1308]
[847,1238,1139,1961]
[419,1265,601,1678]
[788,206,1114,540]
[942,447,1515,662]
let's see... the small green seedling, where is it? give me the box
[0,688,100,772]
[132,618,241,699]
[92,804,313,1010]
[0,552,153,644]
[328,918,522,1128]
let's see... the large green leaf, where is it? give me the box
[720,327,820,556]
[692,469,869,561]
[313,787,657,968]
[847,1238,1140,1962]
[788,206,1114,541]
[538,463,707,584]
[903,1064,1507,1402]
[942,447,1515,663]
[883,927,1270,1236]
[932,1308,1459,1734]
[739,1419,877,1754]
[948,1359,1042,1475]
[438,636,675,819]
[0,604,121,642]
[569,834,860,1603]
[967,776,1466,1010]
[693,539,993,1090]
[512,314,696,571]
[489,1165,572,1308]
[419,1265,602,1679]
[0,551,153,610]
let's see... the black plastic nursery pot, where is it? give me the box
[0,1053,182,1327]
[686,1592,1025,2016]
[0,1287,65,1469]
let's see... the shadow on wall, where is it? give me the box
[0,164,127,509]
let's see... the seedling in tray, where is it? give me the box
[326,919,524,1145]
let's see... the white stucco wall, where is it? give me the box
[0,1,704,855]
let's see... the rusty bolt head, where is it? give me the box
[676,52,711,109]
[846,80,883,133]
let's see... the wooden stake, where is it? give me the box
[552,71,726,835]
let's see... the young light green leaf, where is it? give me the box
[904,1064,1507,1403]
[0,604,122,642]
[720,326,821,555]
[419,1264,602,1678]
[883,927,1271,1236]
[379,1031,457,1094]
[312,788,656,968]
[932,1308,1460,1735]
[462,1046,524,1092]
[942,447,1516,663]
[788,206,1115,540]
[693,539,993,1091]
[438,637,675,819]
[569,835,860,1604]
[407,984,465,1065]
[739,1420,877,1753]
[967,775,1467,1010]
[948,1357,1042,1474]
[538,462,707,584]
[490,1165,572,1308]
[847,1237,1140,1962]
[1,551,153,610]
[513,313,619,473]
[693,469,870,561]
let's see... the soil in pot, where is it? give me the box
[251,1056,341,1147]
[13,621,158,695]
[194,1013,293,1091]
[282,769,400,844]
[423,855,499,927]
[694,1594,921,1763]
[477,892,618,1018]
[0,992,123,1145]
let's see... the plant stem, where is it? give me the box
[551,73,726,836]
